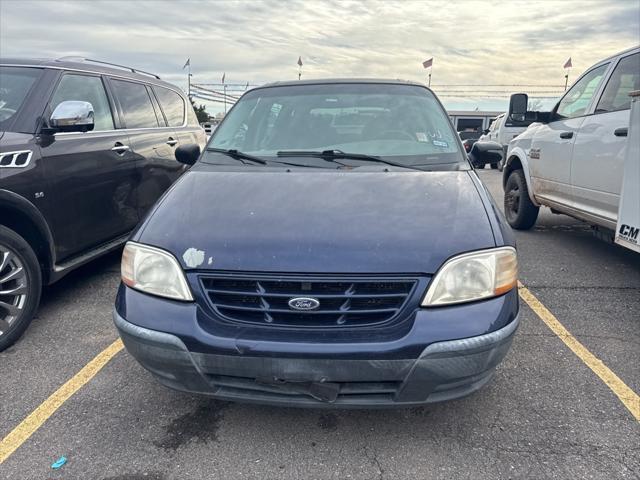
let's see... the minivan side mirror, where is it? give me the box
[175,144,200,166]
[49,101,95,132]
[508,93,528,122]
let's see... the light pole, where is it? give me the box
[222,73,227,115]
[183,58,192,99]
[563,57,572,91]
[422,58,433,88]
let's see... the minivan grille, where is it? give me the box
[200,275,418,328]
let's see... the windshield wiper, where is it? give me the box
[206,148,331,169]
[276,149,420,170]
[206,148,267,165]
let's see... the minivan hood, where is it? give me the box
[137,168,496,274]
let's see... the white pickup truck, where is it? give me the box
[502,46,639,241]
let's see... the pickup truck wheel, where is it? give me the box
[0,226,42,351]
[504,169,539,230]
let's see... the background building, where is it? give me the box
[448,109,503,134]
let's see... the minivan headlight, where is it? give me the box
[121,242,193,301]
[422,247,517,306]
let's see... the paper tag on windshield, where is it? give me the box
[433,140,449,148]
[415,132,429,142]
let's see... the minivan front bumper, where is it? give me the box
[113,305,519,408]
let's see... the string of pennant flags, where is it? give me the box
[421,56,572,90]
[183,55,572,86]
[183,53,573,109]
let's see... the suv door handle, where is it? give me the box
[559,131,573,139]
[614,127,628,137]
[166,138,178,146]
[111,142,131,155]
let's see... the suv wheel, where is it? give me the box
[0,226,42,351]
[504,169,539,230]
[490,163,498,170]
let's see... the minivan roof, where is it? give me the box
[260,78,428,89]
[0,57,180,91]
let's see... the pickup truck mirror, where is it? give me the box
[175,144,201,165]
[49,101,95,133]
[508,93,528,122]
[468,141,503,167]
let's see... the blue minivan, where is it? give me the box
[114,79,519,407]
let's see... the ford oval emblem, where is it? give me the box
[288,297,320,311]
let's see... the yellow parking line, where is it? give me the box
[0,339,123,464]
[518,282,640,421]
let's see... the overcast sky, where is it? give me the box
[1,0,638,113]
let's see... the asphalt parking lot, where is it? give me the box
[1,169,638,480]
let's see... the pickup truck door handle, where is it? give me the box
[166,138,178,146]
[614,127,628,137]
[111,142,131,155]
[559,131,574,139]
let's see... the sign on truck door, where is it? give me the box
[615,90,640,253]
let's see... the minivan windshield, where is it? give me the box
[0,66,42,129]
[206,83,467,170]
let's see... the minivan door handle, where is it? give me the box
[166,138,178,146]
[559,131,573,139]
[111,142,131,155]
[614,127,628,137]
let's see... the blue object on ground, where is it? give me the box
[51,456,67,469]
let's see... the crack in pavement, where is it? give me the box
[363,444,385,480]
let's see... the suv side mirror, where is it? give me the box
[175,144,200,165]
[508,93,528,122]
[49,101,95,132]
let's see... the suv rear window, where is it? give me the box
[154,87,185,127]
[0,66,42,129]
[111,80,159,129]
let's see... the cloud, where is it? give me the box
[1,0,638,113]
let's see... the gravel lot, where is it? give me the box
[1,169,638,480]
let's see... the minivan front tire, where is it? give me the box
[0,225,42,351]
[504,169,539,230]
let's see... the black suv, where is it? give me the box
[0,57,206,350]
